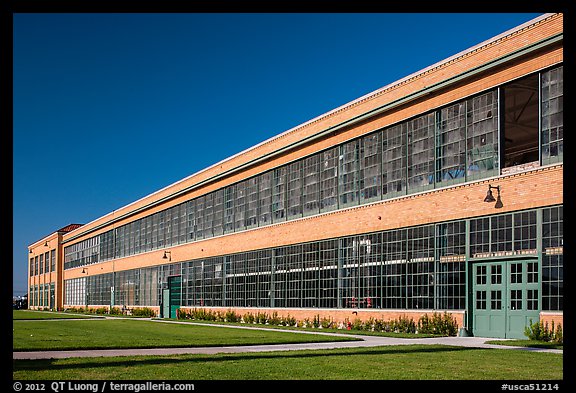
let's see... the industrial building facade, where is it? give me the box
[27,13,563,339]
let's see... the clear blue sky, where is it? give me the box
[13,12,544,296]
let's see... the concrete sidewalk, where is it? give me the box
[13,319,562,360]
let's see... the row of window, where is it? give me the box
[29,249,56,277]
[29,283,54,308]
[64,205,563,311]
[63,65,563,270]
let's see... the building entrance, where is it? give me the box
[472,259,539,339]
[161,275,182,318]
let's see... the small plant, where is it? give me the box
[418,312,457,336]
[320,316,334,329]
[268,311,281,325]
[312,314,321,328]
[524,319,563,344]
[131,307,156,317]
[225,309,241,322]
[243,312,255,324]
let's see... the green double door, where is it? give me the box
[162,275,182,319]
[472,259,539,339]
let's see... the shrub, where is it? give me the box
[131,307,156,317]
[268,311,281,325]
[320,316,334,329]
[418,312,458,336]
[225,309,241,323]
[243,312,255,324]
[524,319,563,344]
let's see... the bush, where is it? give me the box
[524,319,563,344]
[131,307,156,317]
[418,312,458,336]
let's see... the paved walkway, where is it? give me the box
[13,318,562,360]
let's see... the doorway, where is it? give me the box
[161,275,182,318]
[472,259,539,338]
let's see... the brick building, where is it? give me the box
[28,13,563,339]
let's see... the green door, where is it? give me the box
[473,262,506,338]
[472,260,539,339]
[168,275,182,319]
[162,289,170,318]
[506,261,540,339]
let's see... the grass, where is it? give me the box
[170,318,442,338]
[13,318,360,351]
[13,344,563,380]
[12,311,563,381]
[485,339,563,350]
[13,310,101,320]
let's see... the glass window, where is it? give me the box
[437,103,466,185]
[320,147,338,213]
[466,90,499,180]
[286,161,303,220]
[272,167,287,223]
[338,140,360,208]
[541,66,563,165]
[234,181,246,232]
[407,113,435,192]
[302,154,320,216]
[360,132,382,203]
[382,123,407,198]
[476,290,486,310]
[212,190,224,237]
[257,171,273,226]
[245,177,259,229]
[224,185,235,233]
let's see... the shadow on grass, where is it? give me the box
[14,345,475,372]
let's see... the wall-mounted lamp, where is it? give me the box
[81,268,88,274]
[162,251,172,261]
[29,250,33,254]
[484,185,503,209]
[44,241,49,247]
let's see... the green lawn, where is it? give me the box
[13,318,360,351]
[486,339,563,350]
[13,344,563,380]
[12,312,563,381]
[13,310,101,320]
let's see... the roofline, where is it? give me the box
[63,12,561,243]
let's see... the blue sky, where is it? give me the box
[12,12,544,296]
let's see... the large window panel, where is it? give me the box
[202,193,214,239]
[187,200,196,242]
[406,225,435,309]
[224,185,235,234]
[542,205,563,311]
[466,90,499,180]
[258,171,273,227]
[245,177,259,229]
[541,66,563,165]
[437,103,466,186]
[301,242,319,307]
[234,182,247,232]
[360,131,382,203]
[382,123,407,198]
[382,228,406,309]
[302,153,320,216]
[194,195,206,240]
[272,167,287,223]
[320,147,338,213]
[212,189,224,237]
[287,161,303,220]
[436,221,466,310]
[338,140,360,208]
[407,113,435,192]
